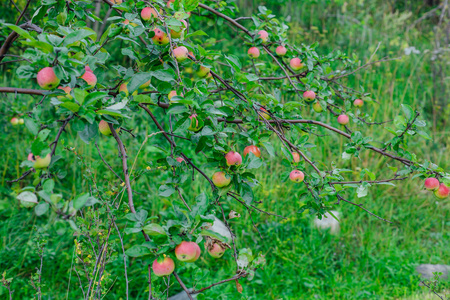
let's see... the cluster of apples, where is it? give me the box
[211,147,257,188]
[152,240,227,277]
[336,99,363,126]
[210,146,305,187]
[424,178,450,199]
[247,31,304,72]
[10,117,24,126]
[246,29,368,127]
[36,65,97,100]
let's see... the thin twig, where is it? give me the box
[173,272,193,300]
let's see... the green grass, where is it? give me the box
[1,0,449,299]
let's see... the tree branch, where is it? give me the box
[173,272,193,300]
[190,272,247,295]
[108,123,151,242]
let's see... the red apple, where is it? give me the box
[289,170,304,183]
[171,20,188,38]
[186,242,201,262]
[258,30,269,42]
[80,70,97,90]
[243,145,261,158]
[10,117,19,125]
[290,58,303,71]
[119,82,137,97]
[434,183,450,199]
[337,115,349,125]
[34,154,51,169]
[303,91,316,102]
[57,86,72,99]
[312,101,323,113]
[99,120,120,136]
[424,178,440,191]
[292,152,301,163]
[141,7,158,21]
[175,241,200,262]
[168,90,184,101]
[139,80,151,89]
[354,99,363,107]
[173,46,189,62]
[37,67,60,90]
[208,243,225,258]
[28,153,35,161]
[225,151,242,166]
[167,0,175,8]
[259,107,271,120]
[276,45,287,56]
[197,66,210,78]
[188,114,202,132]
[152,28,170,45]
[248,47,260,59]
[152,256,175,277]
[212,171,231,188]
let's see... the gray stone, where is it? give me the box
[169,290,196,300]
[416,264,450,280]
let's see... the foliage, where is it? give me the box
[0,0,449,299]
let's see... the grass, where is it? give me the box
[1,0,449,299]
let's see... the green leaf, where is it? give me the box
[136,209,148,223]
[262,142,275,157]
[60,102,80,112]
[84,92,108,107]
[73,193,89,209]
[246,74,259,81]
[143,224,167,236]
[73,88,88,106]
[85,197,101,207]
[43,179,55,193]
[182,0,200,11]
[417,130,431,140]
[5,24,35,40]
[25,118,39,136]
[152,70,175,82]
[133,94,152,103]
[96,109,126,117]
[190,193,208,217]
[31,139,46,156]
[35,202,49,216]
[21,40,54,53]
[78,123,98,144]
[128,72,153,94]
[38,129,51,142]
[167,104,189,114]
[159,185,176,197]
[356,185,368,198]
[63,29,95,46]
[125,245,151,257]
[401,104,414,121]
[17,191,38,203]
[185,30,208,39]
[225,55,242,72]
[247,154,262,169]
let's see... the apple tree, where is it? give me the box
[1,0,448,298]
